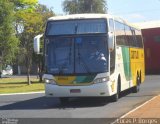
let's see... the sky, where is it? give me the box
[38,0,160,23]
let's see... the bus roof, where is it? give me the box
[48,14,113,21]
[48,14,139,29]
[48,14,127,23]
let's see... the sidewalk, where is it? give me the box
[124,95,160,118]
[113,95,160,124]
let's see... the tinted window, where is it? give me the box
[135,29,143,48]
[46,19,107,35]
[46,36,109,74]
[115,21,127,46]
[131,28,137,47]
[77,20,106,34]
[46,21,75,35]
[124,25,132,46]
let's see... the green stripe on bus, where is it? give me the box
[75,75,96,84]
[122,47,132,81]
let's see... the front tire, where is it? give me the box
[111,78,121,102]
[111,92,119,102]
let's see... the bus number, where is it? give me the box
[131,50,139,59]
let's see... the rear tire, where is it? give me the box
[132,75,140,93]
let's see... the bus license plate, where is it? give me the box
[70,89,81,93]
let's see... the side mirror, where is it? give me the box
[34,34,43,54]
[108,32,114,51]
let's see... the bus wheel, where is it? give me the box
[111,78,120,102]
[59,97,69,105]
[132,75,140,93]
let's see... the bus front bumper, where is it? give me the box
[45,82,115,97]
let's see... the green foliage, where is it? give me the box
[63,0,78,14]
[16,3,54,84]
[0,0,54,84]
[0,0,19,68]
[13,0,38,11]
[17,4,54,62]
[63,0,107,14]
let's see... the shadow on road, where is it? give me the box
[60,97,111,108]
[0,97,59,110]
[0,97,111,110]
[0,89,144,111]
[120,88,158,98]
[1,88,145,111]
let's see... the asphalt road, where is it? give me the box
[0,75,160,124]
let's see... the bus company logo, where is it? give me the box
[131,50,139,59]
[117,54,121,60]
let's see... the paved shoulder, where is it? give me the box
[124,95,160,118]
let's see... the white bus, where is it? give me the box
[34,14,145,104]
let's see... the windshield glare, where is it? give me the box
[46,36,108,75]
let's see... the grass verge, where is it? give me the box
[0,77,44,94]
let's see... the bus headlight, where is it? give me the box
[44,79,56,85]
[94,77,109,84]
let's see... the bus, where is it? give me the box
[134,21,160,74]
[34,14,145,104]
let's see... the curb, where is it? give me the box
[111,95,160,124]
[120,95,159,118]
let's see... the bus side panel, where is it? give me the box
[130,48,145,86]
[116,46,131,91]
[121,46,131,81]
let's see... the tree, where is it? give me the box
[63,0,79,14]
[12,0,38,84]
[0,0,19,71]
[34,4,54,82]
[63,0,107,14]
[16,4,54,84]
[18,12,43,85]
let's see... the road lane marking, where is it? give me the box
[111,95,160,124]
[0,91,44,96]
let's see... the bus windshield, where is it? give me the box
[46,19,107,35]
[46,35,109,75]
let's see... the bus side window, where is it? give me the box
[115,21,127,46]
[125,26,133,47]
[131,28,139,47]
[135,30,143,48]
[109,19,115,74]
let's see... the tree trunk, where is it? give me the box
[39,73,43,82]
[27,67,31,85]
[26,55,31,85]
[38,56,43,82]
